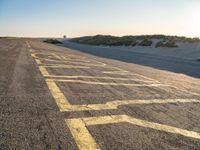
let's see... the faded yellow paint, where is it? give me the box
[45,79,70,111]
[66,119,100,150]
[52,53,88,62]
[167,85,200,97]
[58,55,91,63]
[66,114,200,149]
[44,75,158,83]
[38,66,50,76]
[103,71,158,82]
[49,79,169,87]
[28,43,200,150]
[35,59,42,65]
[43,58,106,66]
[85,115,200,139]
[59,58,91,63]
[61,99,200,112]
[44,65,90,69]
[30,49,71,112]
[52,53,63,60]
[31,52,105,66]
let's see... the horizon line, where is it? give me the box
[1,34,200,39]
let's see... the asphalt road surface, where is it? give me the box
[1,38,200,150]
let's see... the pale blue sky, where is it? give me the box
[0,0,200,37]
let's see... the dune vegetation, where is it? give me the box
[70,35,200,48]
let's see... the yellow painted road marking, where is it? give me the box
[59,54,86,59]
[38,66,50,76]
[44,58,106,66]
[28,44,200,150]
[103,71,132,75]
[46,80,70,105]
[66,119,100,150]
[85,115,200,139]
[58,58,91,63]
[29,47,161,83]
[66,114,200,150]
[31,52,106,66]
[58,55,91,63]
[44,65,90,69]
[35,59,42,65]
[45,79,71,111]
[61,99,200,112]
[48,79,169,87]
[32,54,90,69]
[103,71,158,82]
[52,53,63,60]
[168,85,200,97]
[52,53,89,62]
[44,79,199,113]
[61,55,86,59]
[44,75,159,83]
[32,51,159,82]
[30,53,71,111]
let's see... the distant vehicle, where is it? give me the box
[197,58,200,61]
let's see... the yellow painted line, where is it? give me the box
[101,65,157,82]
[28,45,200,150]
[132,73,159,82]
[45,79,71,111]
[107,66,128,72]
[31,53,39,59]
[38,66,50,76]
[27,45,162,83]
[66,119,100,150]
[31,52,105,66]
[31,52,70,112]
[85,115,200,139]
[43,58,107,66]
[32,53,90,69]
[60,54,86,59]
[102,66,129,75]
[48,79,169,87]
[103,71,130,75]
[52,53,89,62]
[32,52,158,82]
[52,53,63,59]
[66,114,200,150]
[59,56,91,63]
[35,59,42,65]
[44,65,90,69]
[61,99,200,112]
[103,71,158,82]
[60,58,91,63]
[44,75,159,83]
[168,85,200,97]
[31,54,50,76]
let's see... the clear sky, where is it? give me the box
[0,0,200,38]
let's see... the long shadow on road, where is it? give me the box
[60,41,200,79]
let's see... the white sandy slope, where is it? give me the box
[60,39,200,60]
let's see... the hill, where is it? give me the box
[69,35,200,48]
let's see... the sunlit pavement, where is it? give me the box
[1,38,200,150]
